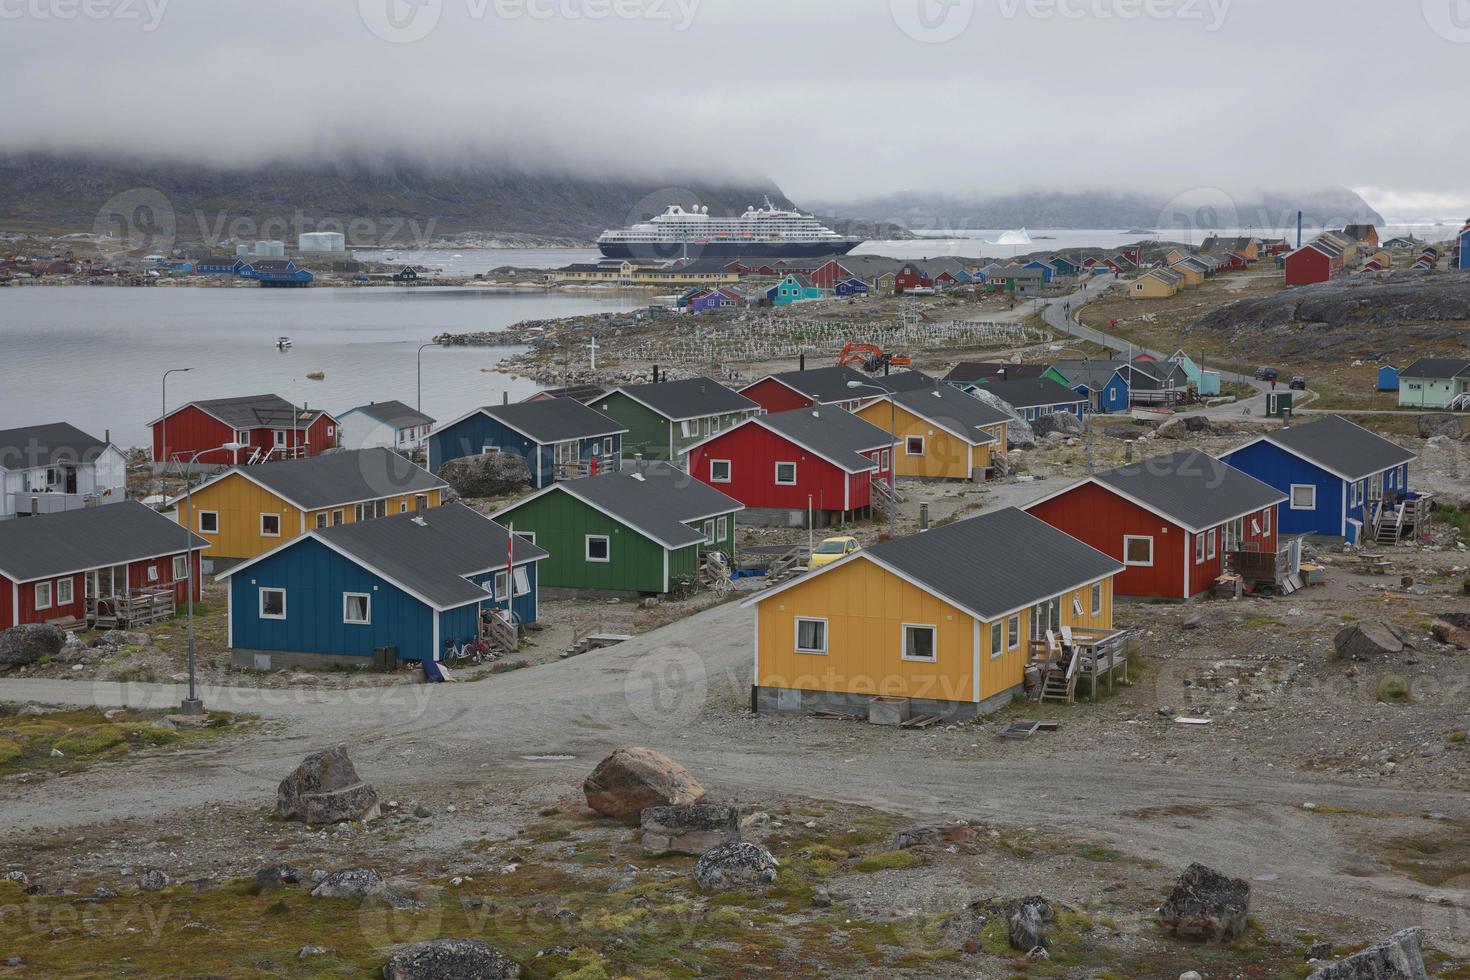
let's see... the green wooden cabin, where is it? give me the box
[492,461,742,594]
[587,376,761,460]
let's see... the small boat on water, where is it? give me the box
[276,336,292,350]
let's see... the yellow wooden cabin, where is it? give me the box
[1169,261,1205,288]
[855,385,1010,481]
[172,448,447,561]
[744,507,1126,720]
[1129,268,1182,299]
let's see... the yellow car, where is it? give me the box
[810,535,861,569]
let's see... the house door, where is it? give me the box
[554,441,578,466]
[1030,597,1060,641]
[64,466,77,494]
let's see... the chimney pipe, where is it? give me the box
[653,365,660,384]
[502,391,509,405]
[104,428,110,445]
[799,352,805,371]
[920,502,929,532]
[634,452,643,475]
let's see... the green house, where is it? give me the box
[1398,357,1470,409]
[491,461,742,594]
[588,376,761,460]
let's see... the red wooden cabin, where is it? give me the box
[151,393,338,467]
[1284,243,1341,285]
[1024,449,1285,600]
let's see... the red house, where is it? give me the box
[739,366,934,414]
[1024,449,1285,599]
[0,501,207,630]
[151,393,338,468]
[894,263,934,293]
[685,407,896,524]
[1283,241,1343,285]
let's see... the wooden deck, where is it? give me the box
[1028,628,1132,705]
[88,588,176,629]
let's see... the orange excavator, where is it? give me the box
[836,343,912,374]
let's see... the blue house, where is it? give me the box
[219,503,547,667]
[1023,260,1056,283]
[1377,364,1400,392]
[1459,224,1469,270]
[834,276,871,297]
[973,377,1089,421]
[1219,415,1418,544]
[428,397,626,488]
[196,257,244,275]
[766,274,823,307]
[1049,360,1130,414]
[240,259,314,287]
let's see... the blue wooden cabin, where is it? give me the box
[219,503,546,666]
[1048,360,1131,414]
[1377,364,1400,392]
[428,397,626,488]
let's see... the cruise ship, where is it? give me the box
[597,198,862,259]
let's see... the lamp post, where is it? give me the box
[417,342,441,414]
[173,441,244,716]
[847,380,896,540]
[161,368,192,472]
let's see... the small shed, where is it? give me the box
[1266,391,1293,418]
[1376,364,1400,392]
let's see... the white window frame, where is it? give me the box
[704,519,715,545]
[198,510,219,535]
[259,587,286,620]
[716,515,727,542]
[1123,535,1154,567]
[332,509,345,526]
[602,437,614,456]
[1208,529,1217,559]
[1008,614,1020,650]
[512,565,531,597]
[343,592,371,625]
[34,581,52,610]
[709,459,732,483]
[400,501,408,513]
[259,513,282,538]
[1290,484,1316,511]
[990,620,1003,659]
[493,570,509,599]
[56,577,74,606]
[585,534,611,563]
[147,565,159,582]
[905,435,926,456]
[774,461,797,485]
[1090,582,1102,615]
[1262,506,1271,535]
[881,448,891,470]
[794,616,828,655]
[1194,533,1205,565]
[315,512,329,529]
[173,555,188,581]
[514,530,537,545]
[901,623,938,662]
[273,429,288,447]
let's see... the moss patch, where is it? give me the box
[0,704,246,777]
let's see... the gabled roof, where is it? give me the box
[342,400,435,429]
[0,500,208,584]
[1049,359,1128,391]
[220,503,547,611]
[977,377,1088,410]
[745,366,933,404]
[155,393,331,429]
[692,406,894,474]
[1229,415,1417,482]
[176,448,445,511]
[743,507,1123,623]
[1399,357,1470,380]
[598,377,759,422]
[1141,267,1183,284]
[0,422,115,472]
[522,384,608,404]
[493,461,742,550]
[1089,449,1285,531]
[882,386,1008,445]
[943,362,1049,384]
[475,398,626,444]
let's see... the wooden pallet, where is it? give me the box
[900,714,942,729]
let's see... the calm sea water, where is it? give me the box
[0,286,644,448]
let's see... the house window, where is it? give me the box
[1008,614,1020,650]
[260,513,281,537]
[173,555,188,581]
[512,566,531,597]
[990,620,1003,658]
[1207,529,1217,559]
[199,511,219,534]
[147,566,159,582]
[316,512,329,529]
[493,570,509,599]
[1194,533,1205,564]
[273,430,287,447]
[902,624,937,662]
[343,593,371,625]
[1123,535,1153,566]
[514,530,536,545]
[35,581,51,610]
[717,515,728,541]
[905,435,925,456]
[603,437,614,456]
[259,588,286,620]
[710,459,732,483]
[1262,507,1271,535]
[332,509,345,526]
[56,578,74,606]
[794,617,827,654]
[399,501,408,513]
[774,462,797,485]
[1290,484,1316,510]
[1091,582,1102,615]
[586,535,611,563]
[1072,594,1084,616]
[356,500,387,522]
[881,448,891,471]
[235,429,250,445]
[704,519,716,545]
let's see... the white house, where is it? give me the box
[0,423,128,520]
[337,400,436,453]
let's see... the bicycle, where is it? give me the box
[444,638,496,665]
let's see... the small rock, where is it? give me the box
[693,842,779,890]
[93,887,117,899]
[1307,940,1332,960]
[255,864,302,889]
[811,889,832,908]
[640,803,741,856]
[892,821,972,850]
[382,938,521,979]
[50,748,63,758]
[298,946,329,959]
[1008,896,1054,951]
[1179,972,1203,980]
[413,803,431,819]
[2,870,28,885]
[138,869,169,892]
[289,673,320,686]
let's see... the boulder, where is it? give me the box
[255,864,303,889]
[1417,415,1462,441]
[437,452,531,499]
[276,745,381,824]
[1334,623,1405,661]
[138,869,169,892]
[968,387,1035,447]
[640,804,740,856]
[1007,896,1054,951]
[693,842,780,890]
[309,867,416,908]
[1158,863,1250,942]
[1032,412,1084,438]
[382,939,521,979]
[0,624,65,670]
[1431,617,1470,650]
[1184,415,1213,433]
[892,822,972,850]
[582,747,705,818]
[1306,927,1427,979]
[1157,416,1187,440]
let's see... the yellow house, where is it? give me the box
[1129,268,1182,299]
[743,507,1125,720]
[855,385,1010,481]
[172,448,447,561]
[1169,261,1205,288]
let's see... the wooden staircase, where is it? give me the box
[1038,655,1080,705]
[483,611,519,654]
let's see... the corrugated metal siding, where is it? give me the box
[498,490,668,592]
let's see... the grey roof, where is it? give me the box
[887,386,1008,443]
[484,398,625,444]
[185,393,328,429]
[0,422,113,472]
[606,376,759,422]
[830,255,903,279]
[511,461,741,549]
[227,448,446,510]
[0,500,208,583]
[1094,449,1286,531]
[944,362,1050,384]
[1399,357,1470,380]
[978,378,1088,410]
[1050,360,1127,391]
[761,365,933,403]
[755,407,895,472]
[346,400,435,429]
[873,370,938,393]
[522,384,608,404]
[301,503,545,609]
[1257,415,1417,481]
[865,507,1123,620]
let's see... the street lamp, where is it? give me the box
[161,368,193,472]
[847,380,897,540]
[172,441,244,716]
[417,342,441,414]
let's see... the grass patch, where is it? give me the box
[853,849,922,873]
[0,704,246,776]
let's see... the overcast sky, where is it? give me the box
[2,0,1468,218]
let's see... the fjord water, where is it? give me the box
[0,286,644,447]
